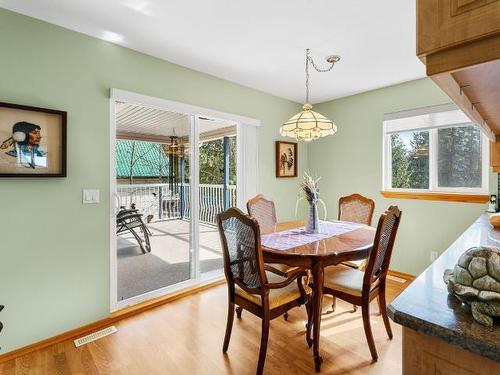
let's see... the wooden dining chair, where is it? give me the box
[338,193,375,225]
[322,206,402,361]
[338,193,375,270]
[217,208,312,375]
[246,194,278,230]
[334,193,377,312]
[247,194,298,279]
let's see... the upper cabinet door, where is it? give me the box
[417,0,500,56]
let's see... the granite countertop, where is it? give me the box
[388,213,500,362]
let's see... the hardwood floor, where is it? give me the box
[1,277,409,374]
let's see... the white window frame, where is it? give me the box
[382,103,489,195]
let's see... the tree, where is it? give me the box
[408,131,429,189]
[118,140,169,183]
[391,134,411,189]
[390,125,481,191]
[438,125,481,187]
[199,136,237,185]
[117,136,237,185]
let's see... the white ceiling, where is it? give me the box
[116,102,236,138]
[0,0,426,103]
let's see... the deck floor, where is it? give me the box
[117,219,222,300]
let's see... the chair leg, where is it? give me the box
[256,313,270,375]
[305,301,313,348]
[351,304,357,313]
[361,302,378,361]
[378,291,393,339]
[223,302,235,353]
[331,296,336,312]
[283,312,289,321]
[236,306,242,319]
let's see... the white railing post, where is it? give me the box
[116,183,235,225]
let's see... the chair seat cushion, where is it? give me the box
[324,265,377,297]
[235,272,311,310]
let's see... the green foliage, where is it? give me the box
[391,125,481,190]
[391,130,430,189]
[408,131,429,189]
[391,134,411,189]
[116,136,237,185]
[438,126,481,187]
[199,136,237,185]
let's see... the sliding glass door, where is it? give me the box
[114,103,194,304]
[198,119,237,278]
[110,93,241,309]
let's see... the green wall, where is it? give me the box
[309,79,489,275]
[0,8,493,355]
[0,9,305,353]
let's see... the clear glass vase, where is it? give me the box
[305,201,319,234]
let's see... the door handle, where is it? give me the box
[112,192,121,216]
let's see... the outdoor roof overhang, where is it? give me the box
[116,102,237,144]
[117,125,236,144]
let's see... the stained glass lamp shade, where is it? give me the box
[280,103,337,142]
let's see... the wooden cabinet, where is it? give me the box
[418,0,500,57]
[402,328,500,375]
[491,138,500,172]
[417,0,500,153]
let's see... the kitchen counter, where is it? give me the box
[388,213,500,364]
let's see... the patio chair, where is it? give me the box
[217,208,312,375]
[116,208,152,254]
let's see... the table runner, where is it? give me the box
[261,220,364,251]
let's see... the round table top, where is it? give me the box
[261,220,376,266]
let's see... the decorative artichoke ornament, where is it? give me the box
[443,246,500,326]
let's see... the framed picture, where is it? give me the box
[276,141,297,178]
[0,102,66,177]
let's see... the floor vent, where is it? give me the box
[387,275,407,283]
[74,326,117,347]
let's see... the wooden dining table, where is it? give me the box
[261,220,376,372]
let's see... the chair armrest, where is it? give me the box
[264,264,287,276]
[266,269,308,289]
[117,212,144,222]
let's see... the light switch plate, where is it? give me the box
[83,189,100,204]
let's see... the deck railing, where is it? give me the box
[117,183,236,225]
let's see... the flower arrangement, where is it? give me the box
[295,172,327,233]
[300,172,320,203]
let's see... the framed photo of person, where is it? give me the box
[276,141,297,178]
[0,102,67,177]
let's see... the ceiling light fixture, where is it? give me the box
[280,49,340,142]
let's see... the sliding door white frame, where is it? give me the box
[190,115,201,282]
[109,88,260,312]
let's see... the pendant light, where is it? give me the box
[280,49,340,142]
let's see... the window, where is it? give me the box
[383,104,489,195]
[391,130,429,189]
[437,126,482,188]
